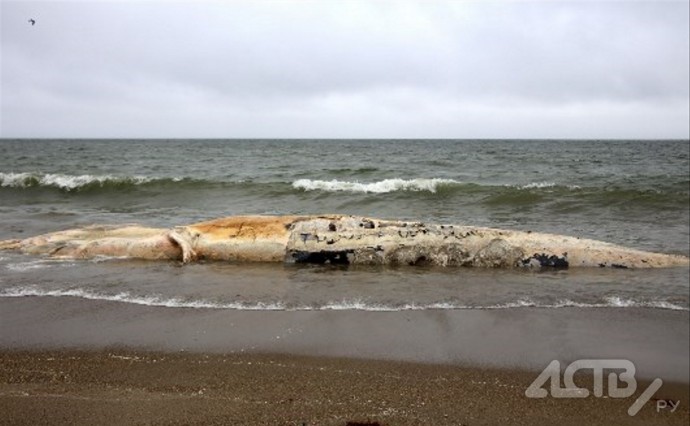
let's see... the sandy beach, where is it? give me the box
[1,350,688,426]
[1,296,689,424]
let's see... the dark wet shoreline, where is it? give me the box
[1,297,687,383]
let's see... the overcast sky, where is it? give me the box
[1,0,688,139]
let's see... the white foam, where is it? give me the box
[5,261,52,272]
[0,287,287,310]
[292,178,461,194]
[484,298,538,309]
[605,295,635,307]
[518,181,557,189]
[0,287,686,311]
[0,172,32,187]
[318,300,400,311]
[0,172,152,190]
[515,181,581,190]
[601,296,687,311]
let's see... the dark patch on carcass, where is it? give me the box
[523,253,569,269]
[359,220,375,229]
[291,250,353,265]
[598,262,630,269]
[409,255,430,266]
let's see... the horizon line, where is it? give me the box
[1,137,689,142]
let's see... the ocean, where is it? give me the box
[0,139,688,312]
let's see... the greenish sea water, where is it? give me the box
[0,139,688,311]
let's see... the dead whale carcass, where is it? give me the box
[1,215,688,269]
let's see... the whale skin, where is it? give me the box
[1,215,688,269]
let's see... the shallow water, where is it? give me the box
[1,139,688,311]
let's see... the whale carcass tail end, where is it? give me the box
[0,239,21,251]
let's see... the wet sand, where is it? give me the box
[1,297,688,381]
[1,297,689,424]
[1,350,688,426]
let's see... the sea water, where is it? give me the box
[1,139,688,311]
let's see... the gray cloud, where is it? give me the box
[1,0,688,138]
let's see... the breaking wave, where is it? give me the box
[1,172,677,201]
[0,287,686,312]
[1,173,684,212]
[514,181,581,190]
[0,287,287,310]
[292,178,463,193]
[0,172,166,191]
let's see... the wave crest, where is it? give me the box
[514,181,581,190]
[292,178,461,194]
[0,172,159,191]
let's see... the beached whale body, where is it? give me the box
[1,215,688,269]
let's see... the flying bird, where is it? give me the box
[28,19,36,26]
